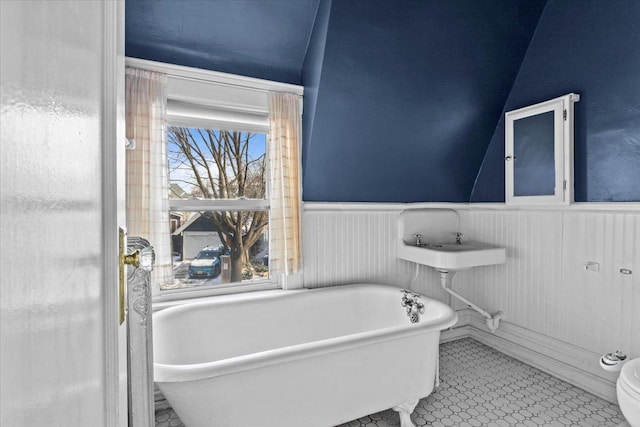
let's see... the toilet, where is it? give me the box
[618,358,640,427]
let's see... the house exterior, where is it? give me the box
[172,212,222,260]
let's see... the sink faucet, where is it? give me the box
[456,232,463,245]
[414,234,423,246]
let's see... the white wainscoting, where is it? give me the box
[302,208,451,303]
[302,203,640,403]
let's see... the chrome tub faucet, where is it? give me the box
[401,289,425,323]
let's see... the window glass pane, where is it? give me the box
[513,111,555,196]
[168,126,267,200]
[165,210,269,291]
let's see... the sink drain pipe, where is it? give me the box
[438,270,503,332]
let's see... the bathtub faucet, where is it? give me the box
[401,290,425,323]
[456,232,463,245]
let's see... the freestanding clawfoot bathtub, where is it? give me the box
[153,284,458,427]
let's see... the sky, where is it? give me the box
[167,127,266,198]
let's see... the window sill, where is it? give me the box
[152,280,281,312]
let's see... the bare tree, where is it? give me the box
[168,126,268,282]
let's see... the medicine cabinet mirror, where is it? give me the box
[505,93,580,205]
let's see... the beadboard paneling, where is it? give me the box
[454,210,564,338]
[561,212,639,358]
[455,210,640,359]
[303,206,640,361]
[302,210,451,303]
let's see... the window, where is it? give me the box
[166,126,270,290]
[126,57,303,299]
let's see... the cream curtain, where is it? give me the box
[125,67,173,287]
[268,92,303,275]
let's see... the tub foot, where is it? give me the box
[393,397,419,427]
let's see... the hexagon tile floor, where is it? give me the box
[155,338,625,427]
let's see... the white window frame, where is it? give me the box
[125,57,303,303]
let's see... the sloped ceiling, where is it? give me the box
[126,0,320,84]
[302,0,547,202]
[126,0,548,202]
[471,0,640,202]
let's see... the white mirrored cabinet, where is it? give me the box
[505,93,580,205]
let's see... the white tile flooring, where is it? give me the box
[155,338,625,427]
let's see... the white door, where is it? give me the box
[0,1,128,426]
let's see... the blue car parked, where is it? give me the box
[188,245,226,279]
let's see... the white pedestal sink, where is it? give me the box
[397,209,507,332]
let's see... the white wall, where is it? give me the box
[455,209,640,357]
[303,208,453,302]
[0,1,124,426]
[455,208,640,401]
[302,203,640,401]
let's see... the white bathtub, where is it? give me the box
[153,284,458,427]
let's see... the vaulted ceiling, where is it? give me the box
[124,1,559,202]
[126,0,320,84]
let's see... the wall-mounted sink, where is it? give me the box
[397,208,506,270]
[397,208,508,332]
[397,241,506,271]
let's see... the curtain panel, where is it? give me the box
[268,92,303,276]
[125,67,173,287]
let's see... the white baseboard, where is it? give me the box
[441,325,471,343]
[453,309,619,403]
[440,309,474,342]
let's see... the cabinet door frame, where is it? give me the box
[505,93,580,206]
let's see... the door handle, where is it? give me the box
[118,228,156,325]
[119,230,156,325]
[118,227,141,325]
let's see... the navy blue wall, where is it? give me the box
[126,0,639,202]
[301,0,332,172]
[471,0,640,202]
[302,0,546,202]
[126,0,319,84]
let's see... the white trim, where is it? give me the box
[125,57,304,95]
[169,198,270,211]
[440,309,619,403]
[440,308,476,342]
[303,201,640,213]
[440,325,472,343]
[303,202,452,211]
[505,93,580,206]
[460,309,619,404]
[103,1,126,426]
